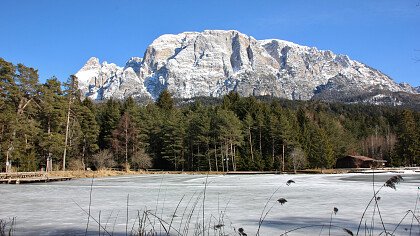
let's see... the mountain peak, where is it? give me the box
[80,57,100,71]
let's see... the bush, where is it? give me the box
[68,159,85,171]
[91,150,116,170]
[131,148,152,170]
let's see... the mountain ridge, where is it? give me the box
[75,30,418,106]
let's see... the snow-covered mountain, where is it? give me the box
[75,30,418,104]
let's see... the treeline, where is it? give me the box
[1,58,419,172]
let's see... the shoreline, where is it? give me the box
[14,167,420,180]
[44,168,368,179]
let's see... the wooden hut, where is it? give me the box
[336,155,386,168]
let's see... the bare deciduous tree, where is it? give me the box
[131,148,152,170]
[290,147,307,174]
[91,149,115,170]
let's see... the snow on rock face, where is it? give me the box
[140,30,279,99]
[75,30,418,101]
[124,57,142,74]
[75,57,150,100]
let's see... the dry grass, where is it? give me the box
[47,170,145,178]
[296,168,349,174]
[46,169,351,179]
[46,170,227,179]
[0,217,15,236]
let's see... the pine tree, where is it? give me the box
[0,58,17,171]
[98,98,121,149]
[136,103,162,168]
[161,110,186,170]
[214,109,243,171]
[62,75,80,171]
[0,60,40,171]
[156,89,174,110]
[243,114,254,163]
[394,109,419,166]
[77,102,99,168]
[38,77,66,171]
[187,104,211,170]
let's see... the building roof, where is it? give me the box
[346,155,387,163]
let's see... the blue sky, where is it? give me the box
[1,0,419,86]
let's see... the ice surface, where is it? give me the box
[0,173,419,235]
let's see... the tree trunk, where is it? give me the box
[125,118,128,172]
[63,100,71,171]
[282,144,285,172]
[47,119,53,171]
[190,142,194,171]
[214,143,218,172]
[82,138,86,170]
[230,141,234,171]
[17,98,32,116]
[248,126,254,161]
[259,128,262,154]
[225,142,229,172]
[272,138,275,166]
[5,144,12,172]
[207,144,211,172]
[233,145,236,171]
[220,144,224,172]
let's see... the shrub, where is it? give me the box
[131,148,152,170]
[91,150,116,170]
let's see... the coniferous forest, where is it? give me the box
[1,58,419,172]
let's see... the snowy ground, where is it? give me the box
[0,173,419,236]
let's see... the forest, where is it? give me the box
[1,58,419,172]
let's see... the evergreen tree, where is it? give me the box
[0,58,17,171]
[138,103,163,168]
[98,98,121,149]
[156,89,174,110]
[394,109,419,166]
[243,114,255,164]
[77,102,99,168]
[161,110,186,170]
[38,77,66,170]
[187,103,211,170]
[0,60,40,171]
[213,109,243,171]
[62,75,80,170]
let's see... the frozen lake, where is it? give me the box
[1,173,419,235]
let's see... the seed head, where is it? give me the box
[277,198,287,205]
[286,180,295,186]
[384,175,403,190]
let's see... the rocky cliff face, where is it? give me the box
[75,57,149,100]
[75,30,418,103]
